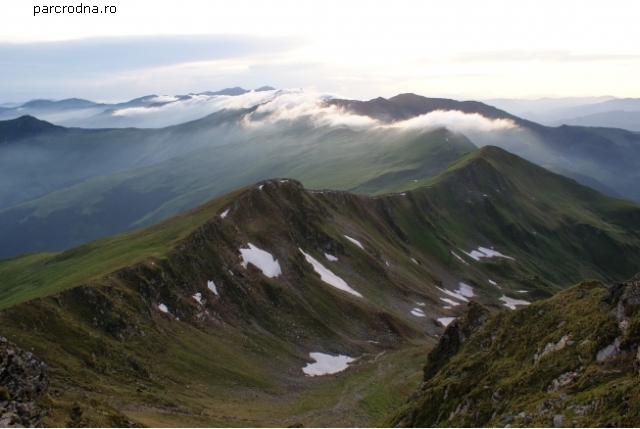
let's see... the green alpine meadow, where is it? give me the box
[2,92,640,426]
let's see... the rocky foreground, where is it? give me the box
[389,274,640,427]
[0,337,48,428]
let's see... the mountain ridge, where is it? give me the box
[2,145,640,425]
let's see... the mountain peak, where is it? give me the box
[0,115,63,145]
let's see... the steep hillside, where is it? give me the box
[0,117,473,257]
[336,93,640,204]
[3,91,640,259]
[1,147,640,425]
[389,274,640,427]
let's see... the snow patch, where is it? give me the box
[478,246,515,259]
[488,279,497,286]
[436,286,470,303]
[500,295,531,310]
[240,243,282,278]
[438,317,456,327]
[193,293,202,304]
[158,303,169,313]
[411,308,425,317]
[299,249,362,297]
[221,209,229,219]
[258,185,264,190]
[411,258,418,264]
[440,298,461,306]
[462,246,515,261]
[324,253,338,262]
[343,235,364,250]
[456,282,474,298]
[207,280,219,296]
[303,352,355,376]
[415,301,425,306]
[451,251,469,265]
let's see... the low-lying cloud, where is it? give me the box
[5,87,520,133]
[242,90,378,130]
[387,110,518,132]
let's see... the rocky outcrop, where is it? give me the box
[389,275,640,427]
[422,301,490,382]
[0,337,48,428]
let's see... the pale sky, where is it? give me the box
[1,0,639,102]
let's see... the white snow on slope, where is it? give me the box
[451,251,469,265]
[436,286,470,303]
[438,317,456,327]
[478,246,515,259]
[415,301,425,306]
[440,298,461,306]
[158,303,169,313]
[207,280,219,296]
[324,253,338,262]
[411,258,418,264]
[193,293,202,304]
[258,185,264,190]
[299,249,362,297]
[463,246,515,261]
[500,295,531,310]
[240,243,282,278]
[343,235,364,250]
[456,282,474,298]
[411,308,426,317]
[488,279,498,285]
[303,352,355,376]
[221,209,229,219]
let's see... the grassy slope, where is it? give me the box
[0,186,241,309]
[0,125,474,258]
[3,145,640,310]
[1,147,640,426]
[388,275,640,427]
[2,179,452,427]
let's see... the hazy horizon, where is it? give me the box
[2,0,639,103]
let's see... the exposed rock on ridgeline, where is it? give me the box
[389,273,640,428]
[0,337,48,428]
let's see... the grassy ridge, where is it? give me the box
[1,147,640,426]
[0,123,473,258]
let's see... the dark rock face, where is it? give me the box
[422,301,490,382]
[0,337,49,428]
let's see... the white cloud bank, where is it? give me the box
[387,110,517,133]
[18,86,520,132]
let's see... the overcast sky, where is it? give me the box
[1,0,639,103]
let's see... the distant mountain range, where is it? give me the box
[0,86,276,128]
[484,96,640,130]
[1,90,640,259]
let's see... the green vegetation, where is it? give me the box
[1,146,640,426]
[0,117,473,257]
[389,274,640,427]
